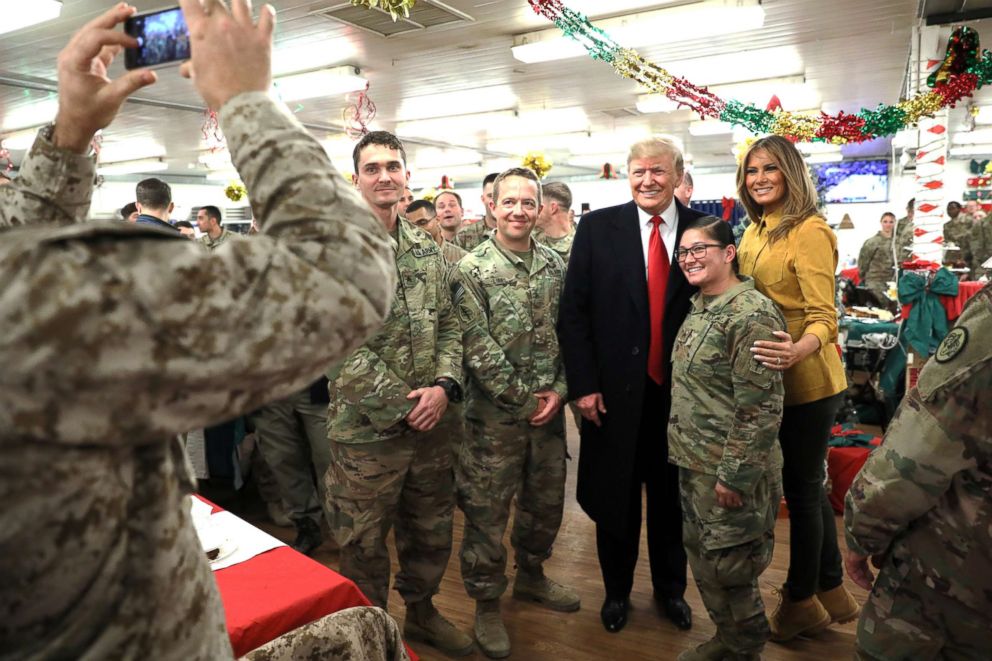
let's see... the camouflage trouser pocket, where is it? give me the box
[682,471,776,554]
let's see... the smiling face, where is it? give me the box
[880,213,895,237]
[677,228,736,293]
[405,206,441,243]
[744,148,786,215]
[628,153,679,216]
[353,144,409,211]
[492,175,541,250]
[435,192,464,231]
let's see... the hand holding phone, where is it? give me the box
[124,6,190,70]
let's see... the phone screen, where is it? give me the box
[124,7,190,70]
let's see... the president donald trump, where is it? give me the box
[558,137,705,634]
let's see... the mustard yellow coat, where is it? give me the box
[738,212,847,406]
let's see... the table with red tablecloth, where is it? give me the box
[201,498,417,659]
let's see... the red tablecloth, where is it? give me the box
[827,446,872,514]
[839,267,860,284]
[201,498,416,659]
[900,279,984,322]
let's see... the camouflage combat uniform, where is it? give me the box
[0,92,394,660]
[200,226,236,250]
[325,219,463,608]
[857,232,895,299]
[892,215,914,263]
[845,283,992,660]
[943,214,972,265]
[533,225,576,264]
[962,215,992,276]
[441,238,468,268]
[244,607,410,661]
[668,278,785,656]
[453,219,495,251]
[450,237,569,600]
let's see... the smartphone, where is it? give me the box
[124,6,190,70]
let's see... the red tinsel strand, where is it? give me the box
[201,109,224,151]
[816,111,869,143]
[933,73,980,107]
[343,82,377,140]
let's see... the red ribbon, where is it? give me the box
[721,197,735,221]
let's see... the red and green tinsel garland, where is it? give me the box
[528,0,992,144]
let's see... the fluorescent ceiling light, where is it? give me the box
[566,0,684,17]
[487,132,591,154]
[199,150,233,170]
[689,120,734,136]
[206,169,241,182]
[99,138,166,164]
[949,145,992,156]
[952,127,992,145]
[512,0,764,64]
[503,108,591,138]
[98,158,169,176]
[565,153,629,168]
[413,148,482,170]
[804,153,843,164]
[2,98,58,132]
[638,46,804,90]
[0,0,62,36]
[397,110,518,140]
[0,126,42,150]
[568,128,650,155]
[272,39,358,77]
[273,66,367,102]
[396,85,518,122]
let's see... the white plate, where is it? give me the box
[209,539,238,567]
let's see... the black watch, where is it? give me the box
[435,378,462,403]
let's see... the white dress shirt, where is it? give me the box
[637,199,679,276]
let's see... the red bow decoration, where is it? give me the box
[721,196,736,221]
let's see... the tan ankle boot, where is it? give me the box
[769,587,831,642]
[512,568,581,612]
[816,584,860,624]
[474,599,510,659]
[403,597,474,657]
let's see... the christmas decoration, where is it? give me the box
[522,151,553,179]
[201,109,225,152]
[350,0,416,21]
[439,175,454,189]
[342,82,377,140]
[225,182,247,203]
[527,1,992,143]
[0,142,12,173]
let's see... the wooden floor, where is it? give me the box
[244,417,868,661]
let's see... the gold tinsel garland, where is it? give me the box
[522,152,553,179]
[225,182,247,203]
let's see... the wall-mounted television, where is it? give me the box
[810,159,889,204]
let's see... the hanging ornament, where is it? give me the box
[350,0,416,21]
[342,82,377,140]
[201,109,225,152]
[225,182,247,203]
[522,151,553,179]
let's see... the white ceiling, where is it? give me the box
[3,0,992,187]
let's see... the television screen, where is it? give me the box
[811,159,888,204]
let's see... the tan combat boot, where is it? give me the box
[403,597,474,657]
[474,599,511,659]
[769,587,831,642]
[676,637,732,661]
[816,584,861,624]
[512,567,581,612]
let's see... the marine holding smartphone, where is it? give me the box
[0,2,395,659]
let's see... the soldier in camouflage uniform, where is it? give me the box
[942,201,971,266]
[244,607,410,661]
[534,181,576,264]
[451,167,578,659]
[324,131,473,656]
[961,212,992,277]
[454,171,499,251]
[196,204,236,249]
[0,3,394,659]
[405,199,468,270]
[892,199,915,264]
[844,282,992,660]
[668,216,785,661]
[857,212,896,302]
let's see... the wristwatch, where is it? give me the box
[434,377,463,403]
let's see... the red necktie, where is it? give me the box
[647,215,669,385]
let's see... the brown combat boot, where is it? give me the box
[676,637,732,661]
[816,584,860,624]
[474,599,511,659]
[512,567,581,612]
[769,586,831,642]
[403,597,474,657]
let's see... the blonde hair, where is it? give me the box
[735,135,823,242]
[627,136,684,176]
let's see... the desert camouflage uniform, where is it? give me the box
[200,226,236,250]
[325,219,463,608]
[453,219,495,251]
[962,215,992,276]
[845,283,992,660]
[451,236,569,600]
[533,225,576,264]
[0,92,394,660]
[858,232,895,299]
[669,278,785,656]
[243,607,410,661]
